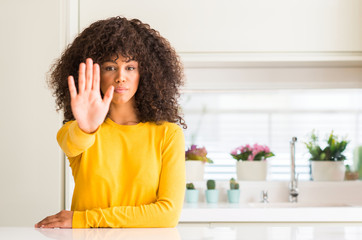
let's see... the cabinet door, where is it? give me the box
[79,0,362,53]
[0,0,63,226]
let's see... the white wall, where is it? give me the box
[0,0,64,226]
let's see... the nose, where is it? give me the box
[115,78,126,83]
[114,68,127,83]
[114,70,126,83]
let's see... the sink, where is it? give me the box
[247,202,352,208]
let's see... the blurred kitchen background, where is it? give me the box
[0,0,361,226]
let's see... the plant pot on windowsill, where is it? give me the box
[231,144,274,181]
[185,161,205,181]
[185,183,199,203]
[305,130,349,182]
[236,160,268,181]
[311,160,346,181]
[185,145,213,181]
[205,180,219,203]
[227,178,240,203]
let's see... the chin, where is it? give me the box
[112,97,132,105]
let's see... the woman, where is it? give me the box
[35,16,186,228]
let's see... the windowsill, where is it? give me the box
[180,180,362,222]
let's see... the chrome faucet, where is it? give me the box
[261,190,269,203]
[289,137,299,203]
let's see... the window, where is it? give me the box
[181,89,362,180]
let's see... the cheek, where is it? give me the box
[133,76,140,90]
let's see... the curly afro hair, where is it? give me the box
[48,16,186,129]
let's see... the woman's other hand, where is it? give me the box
[34,210,73,228]
[68,58,114,133]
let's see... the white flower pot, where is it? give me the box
[311,161,346,181]
[236,160,268,181]
[185,160,205,181]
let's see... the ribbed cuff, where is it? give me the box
[72,211,87,228]
[69,121,100,138]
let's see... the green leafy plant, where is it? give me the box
[185,145,213,163]
[206,179,216,190]
[305,130,349,161]
[186,183,196,190]
[229,178,239,190]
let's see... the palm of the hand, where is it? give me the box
[68,58,114,133]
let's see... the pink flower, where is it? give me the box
[230,143,274,161]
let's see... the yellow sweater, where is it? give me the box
[57,118,185,228]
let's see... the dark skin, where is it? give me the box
[35,210,73,228]
[35,59,114,228]
[35,57,139,228]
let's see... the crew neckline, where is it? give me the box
[105,118,146,129]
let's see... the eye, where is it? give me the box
[104,66,116,71]
[126,66,136,71]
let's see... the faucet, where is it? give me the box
[289,137,299,203]
[261,190,269,203]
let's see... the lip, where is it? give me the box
[114,87,129,93]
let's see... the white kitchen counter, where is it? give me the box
[2,224,362,240]
[180,202,362,222]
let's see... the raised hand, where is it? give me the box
[68,58,114,133]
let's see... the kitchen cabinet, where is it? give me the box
[0,0,65,226]
[79,0,362,66]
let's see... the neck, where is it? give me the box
[108,101,139,125]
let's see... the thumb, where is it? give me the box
[103,86,114,106]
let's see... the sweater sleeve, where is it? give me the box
[72,127,186,228]
[57,121,99,158]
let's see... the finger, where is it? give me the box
[92,63,100,91]
[40,214,72,229]
[36,215,58,227]
[39,220,58,228]
[78,62,86,94]
[41,221,70,228]
[68,76,77,99]
[41,221,66,229]
[103,85,114,106]
[85,58,93,91]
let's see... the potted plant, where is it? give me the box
[305,130,349,181]
[345,165,359,180]
[230,143,275,181]
[185,183,199,203]
[205,179,219,203]
[185,145,213,181]
[227,178,240,203]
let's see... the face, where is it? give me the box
[100,56,140,106]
